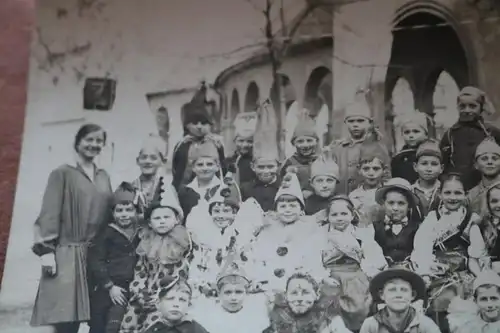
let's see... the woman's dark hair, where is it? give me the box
[325,197,359,227]
[74,123,107,152]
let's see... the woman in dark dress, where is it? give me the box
[30,123,113,333]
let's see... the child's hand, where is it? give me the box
[423,276,432,288]
[109,285,127,305]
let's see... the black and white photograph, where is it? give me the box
[2,0,500,332]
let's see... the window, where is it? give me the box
[83,77,117,111]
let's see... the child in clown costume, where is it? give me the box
[447,270,500,333]
[247,169,329,295]
[185,179,260,300]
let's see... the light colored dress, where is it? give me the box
[448,296,500,333]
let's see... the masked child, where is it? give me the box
[479,182,500,274]
[360,268,440,333]
[448,270,500,333]
[411,173,485,333]
[178,140,230,218]
[391,112,429,184]
[88,182,141,333]
[304,152,340,215]
[172,91,226,190]
[142,277,210,333]
[267,273,350,333]
[411,139,443,216]
[119,190,192,333]
[249,170,328,293]
[373,178,423,267]
[468,138,500,216]
[321,196,387,333]
[280,113,320,197]
[349,146,388,231]
[191,259,270,333]
[240,103,281,212]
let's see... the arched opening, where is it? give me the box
[304,66,333,148]
[385,6,472,151]
[270,74,298,158]
[244,81,260,112]
[432,71,460,140]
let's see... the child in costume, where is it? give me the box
[411,139,443,216]
[360,268,440,333]
[240,101,281,212]
[411,173,485,333]
[372,178,423,267]
[320,196,387,333]
[468,137,500,216]
[349,145,388,232]
[267,273,350,333]
[280,110,320,197]
[447,270,500,333]
[172,83,226,190]
[141,277,211,333]
[186,181,259,299]
[191,259,270,333]
[479,182,500,274]
[391,112,429,184]
[118,190,192,333]
[304,150,340,215]
[88,182,141,333]
[248,170,328,294]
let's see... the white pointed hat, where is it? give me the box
[344,98,372,121]
[158,177,184,220]
[233,112,258,138]
[216,258,250,289]
[475,137,500,159]
[473,269,500,292]
[253,101,279,162]
[274,168,304,207]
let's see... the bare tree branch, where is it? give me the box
[280,3,319,57]
[243,0,265,14]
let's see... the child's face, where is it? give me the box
[286,278,318,315]
[211,203,236,229]
[137,147,163,176]
[458,95,482,122]
[293,136,318,157]
[401,124,427,147]
[235,136,253,155]
[345,116,370,140]
[276,196,302,224]
[192,157,219,181]
[384,191,409,222]
[219,282,247,313]
[252,159,278,183]
[149,207,178,235]
[414,156,442,182]
[488,188,500,218]
[475,153,500,178]
[380,278,415,313]
[328,200,353,231]
[440,179,466,211]
[476,286,500,322]
[158,288,191,322]
[113,203,137,228]
[311,175,337,198]
[186,121,211,138]
[359,159,384,188]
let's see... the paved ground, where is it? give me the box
[0,306,89,333]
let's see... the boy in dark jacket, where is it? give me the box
[87,182,141,333]
[142,277,210,333]
[391,112,429,184]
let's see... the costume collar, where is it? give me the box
[186,176,221,196]
[109,223,137,241]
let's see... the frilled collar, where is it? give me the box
[384,215,409,235]
[374,307,417,333]
[186,176,221,197]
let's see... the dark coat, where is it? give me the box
[391,145,419,184]
[240,179,281,212]
[373,219,420,265]
[225,152,255,185]
[305,194,332,215]
[280,153,317,192]
[440,120,500,191]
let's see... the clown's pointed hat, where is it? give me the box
[274,167,304,207]
[291,110,318,143]
[475,137,500,159]
[208,182,242,210]
[158,177,184,220]
[253,100,279,162]
[216,257,250,289]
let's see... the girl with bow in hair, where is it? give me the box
[411,173,486,333]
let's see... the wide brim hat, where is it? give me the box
[370,268,427,304]
[375,177,419,207]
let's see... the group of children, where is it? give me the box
[80,90,500,333]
